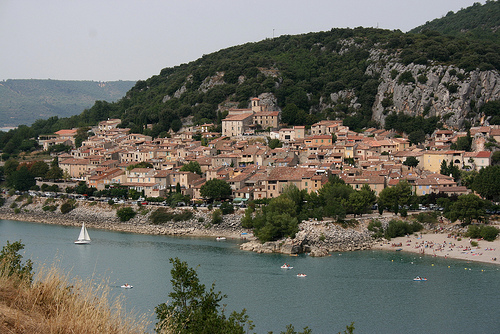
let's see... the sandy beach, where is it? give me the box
[372,231,500,265]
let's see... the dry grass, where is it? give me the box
[0,264,152,334]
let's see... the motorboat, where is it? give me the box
[216,237,227,241]
[281,264,293,269]
[413,276,427,281]
[121,284,133,289]
[297,273,307,277]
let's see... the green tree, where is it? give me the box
[472,165,500,201]
[10,165,36,191]
[403,156,419,168]
[446,193,486,225]
[377,180,413,215]
[154,257,251,334]
[252,196,299,242]
[0,240,33,283]
[29,160,49,178]
[180,161,202,175]
[268,138,283,149]
[116,207,136,221]
[200,179,232,202]
[211,209,223,224]
[491,151,500,165]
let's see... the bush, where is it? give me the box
[60,202,75,214]
[385,220,423,239]
[150,209,175,224]
[0,196,5,207]
[368,220,384,239]
[481,225,500,241]
[116,207,136,222]
[150,208,193,224]
[220,202,234,215]
[42,205,57,212]
[211,209,223,225]
[467,224,499,241]
[172,210,193,222]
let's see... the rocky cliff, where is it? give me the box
[371,62,500,129]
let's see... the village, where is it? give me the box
[38,97,497,203]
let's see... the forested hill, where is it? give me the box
[0,79,135,127]
[410,1,500,44]
[85,25,499,136]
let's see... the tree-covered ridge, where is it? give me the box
[410,1,500,44]
[0,79,135,127]
[1,1,500,151]
[102,27,500,135]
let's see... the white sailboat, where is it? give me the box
[74,222,91,244]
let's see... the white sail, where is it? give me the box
[75,223,91,244]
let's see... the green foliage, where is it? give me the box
[42,205,57,212]
[150,208,193,224]
[398,71,415,84]
[414,211,439,225]
[368,220,384,239]
[211,209,223,225]
[220,202,234,215]
[154,257,252,334]
[200,179,232,202]
[472,165,500,201]
[9,165,36,191]
[126,162,153,170]
[268,138,283,149]
[0,240,33,283]
[410,1,500,44]
[180,161,203,175]
[384,220,423,239]
[450,131,472,151]
[116,207,136,222]
[251,195,299,242]
[385,113,440,135]
[466,224,499,241]
[446,194,486,225]
[403,156,419,168]
[60,201,76,214]
[377,180,413,215]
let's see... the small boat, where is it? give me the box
[297,273,307,277]
[121,284,133,289]
[216,237,226,241]
[413,276,427,281]
[281,264,293,269]
[74,222,91,244]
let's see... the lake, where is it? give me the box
[1,219,499,333]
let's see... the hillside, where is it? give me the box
[103,26,500,134]
[0,79,135,127]
[1,2,499,153]
[410,1,500,44]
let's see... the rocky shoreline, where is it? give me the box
[0,196,379,256]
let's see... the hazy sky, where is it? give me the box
[0,0,485,82]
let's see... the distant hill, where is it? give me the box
[0,79,136,127]
[409,1,500,43]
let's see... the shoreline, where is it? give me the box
[1,196,499,264]
[371,231,500,265]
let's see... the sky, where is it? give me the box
[0,0,486,82]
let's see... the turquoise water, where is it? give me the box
[1,219,499,334]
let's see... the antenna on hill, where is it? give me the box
[273,29,275,39]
